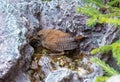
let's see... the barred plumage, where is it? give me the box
[34,29,84,53]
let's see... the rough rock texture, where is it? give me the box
[0,0,119,82]
[107,75,120,82]
[25,0,119,81]
[100,25,120,71]
[13,71,31,82]
[100,25,120,46]
[37,0,107,54]
[38,56,103,82]
[0,0,24,81]
[17,1,42,38]
[45,68,81,82]
[0,0,34,82]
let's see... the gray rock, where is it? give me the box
[0,0,41,81]
[45,68,81,82]
[45,66,103,82]
[38,55,55,77]
[37,53,103,82]
[37,0,107,54]
[14,71,31,82]
[0,0,33,82]
[0,0,119,82]
[106,75,120,82]
[17,1,42,38]
[100,25,120,46]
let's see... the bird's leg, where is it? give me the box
[57,51,65,55]
[49,51,65,56]
[42,49,48,54]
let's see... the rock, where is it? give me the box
[37,0,107,54]
[13,71,31,82]
[0,0,42,81]
[17,1,42,39]
[17,0,105,82]
[45,68,81,82]
[37,55,103,82]
[100,25,120,46]
[0,0,24,81]
[0,0,119,82]
[107,75,120,82]
[38,55,55,77]
[45,65,103,82]
[0,0,33,82]
[21,0,119,82]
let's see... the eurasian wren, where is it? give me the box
[33,29,84,54]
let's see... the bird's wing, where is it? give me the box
[42,40,58,52]
[55,37,78,51]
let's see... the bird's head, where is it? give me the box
[35,29,50,41]
[29,29,51,48]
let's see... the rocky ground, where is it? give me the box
[0,0,120,82]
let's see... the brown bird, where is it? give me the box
[33,29,84,54]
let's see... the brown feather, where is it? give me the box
[34,29,84,52]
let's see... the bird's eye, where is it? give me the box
[37,35,41,38]
[37,34,43,38]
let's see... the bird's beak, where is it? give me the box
[29,36,42,48]
[30,35,39,41]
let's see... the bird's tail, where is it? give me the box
[75,35,85,41]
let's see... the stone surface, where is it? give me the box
[0,0,41,81]
[0,0,119,82]
[36,54,103,82]
[45,63,103,82]
[38,55,55,77]
[0,0,33,82]
[29,48,104,82]
[37,0,107,54]
[0,0,25,81]
[100,25,120,46]
[45,68,81,82]
[14,71,31,82]
[107,75,120,82]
